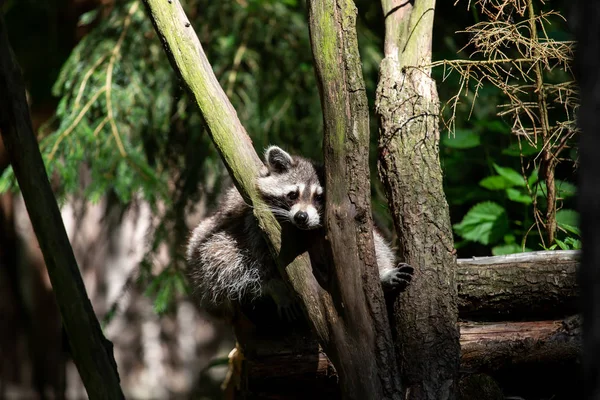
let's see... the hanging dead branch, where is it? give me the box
[435,0,578,247]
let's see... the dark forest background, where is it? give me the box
[0,0,577,398]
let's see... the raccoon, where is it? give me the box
[186,146,413,320]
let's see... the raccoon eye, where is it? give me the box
[314,193,324,202]
[287,190,299,200]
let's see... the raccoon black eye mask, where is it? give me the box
[186,146,413,320]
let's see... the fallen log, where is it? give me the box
[459,315,581,372]
[225,315,580,399]
[237,315,580,377]
[224,250,582,399]
[460,315,582,400]
[457,250,579,320]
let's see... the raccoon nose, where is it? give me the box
[294,211,309,224]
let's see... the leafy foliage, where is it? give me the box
[2,0,579,312]
[453,201,510,246]
[1,0,385,314]
[439,1,579,256]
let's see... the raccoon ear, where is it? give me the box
[264,146,294,173]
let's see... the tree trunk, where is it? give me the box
[457,250,579,319]
[571,2,600,399]
[142,0,332,347]
[0,15,123,400]
[306,0,401,398]
[376,1,461,399]
[142,1,398,398]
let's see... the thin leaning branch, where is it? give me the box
[0,15,124,400]
[74,53,108,109]
[526,0,555,244]
[105,1,139,158]
[140,0,336,357]
[48,86,107,160]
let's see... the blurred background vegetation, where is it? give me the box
[0,0,577,398]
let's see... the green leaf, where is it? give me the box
[555,180,577,198]
[564,237,582,249]
[506,188,532,204]
[534,180,577,200]
[442,129,481,149]
[0,167,17,193]
[493,164,525,187]
[173,271,189,295]
[503,234,516,244]
[78,9,100,27]
[560,223,581,236]
[153,283,172,314]
[556,209,580,236]
[453,201,510,245]
[479,175,511,190]
[556,209,579,229]
[554,239,569,250]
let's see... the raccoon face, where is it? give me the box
[256,146,325,230]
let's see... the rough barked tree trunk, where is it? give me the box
[0,15,124,400]
[307,0,401,398]
[375,1,461,399]
[142,1,398,398]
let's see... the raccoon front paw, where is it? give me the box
[381,263,414,294]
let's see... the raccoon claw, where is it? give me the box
[381,263,414,294]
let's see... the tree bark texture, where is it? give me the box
[225,250,581,398]
[142,2,403,398]
[0,16,124,400]
[237,316,580,398]
[571,2,600,399]
[307,0,401,398]
[460,315,581,372]
[141,0,340,345]
[457,250,579,320]
[376,1,461,399]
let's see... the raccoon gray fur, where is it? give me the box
[186,146,413,319]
